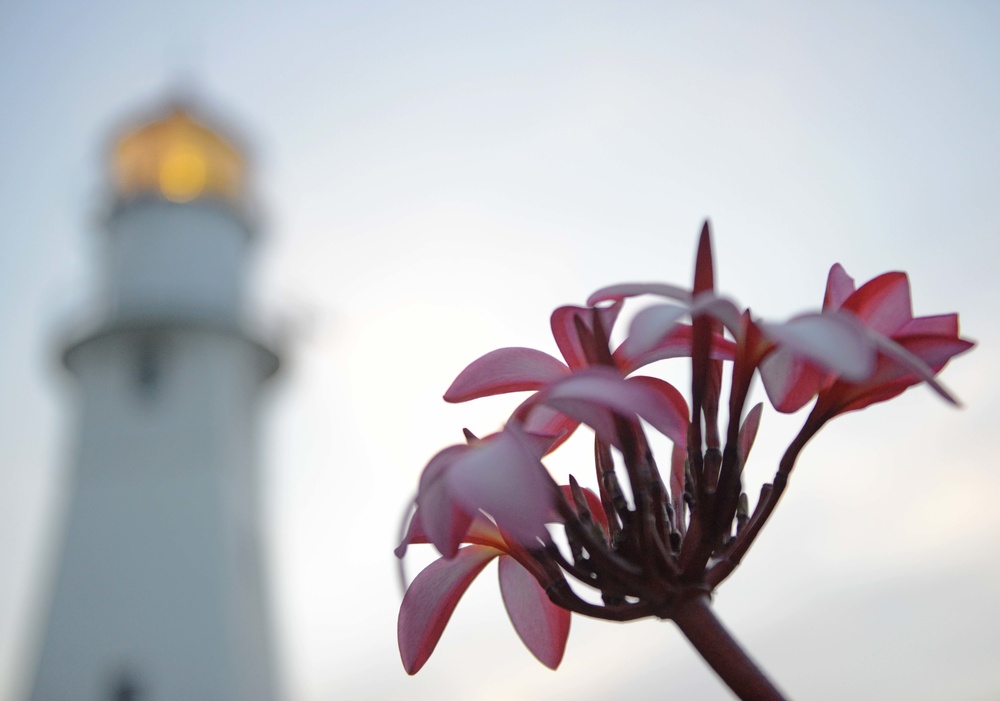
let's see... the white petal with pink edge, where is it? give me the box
[587,281,692,306]
[759,312,876,382]
[446,426,555,546]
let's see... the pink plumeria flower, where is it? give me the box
[398,488,607,674]
[759,263,974,418]
[596,228,960,426]
[595,278,870,397]
[403,368,690,561]
[410,424,557,559]
[445,294,733,449]
[396,220,973,701]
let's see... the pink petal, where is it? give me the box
[627,298,743,359]
[398,545,501,674]
[512,397,582,453]
[550,304,621,370]
[538,368,688,450]
[398,508,509,557]
[627,304,689,357]
[447,426,555,545]
[541,398,621,451]
[689,293,743,336]
[737,403,763,465]
[396,506,424,558]
[462,516,509,549]
[897,334,975,369]
[416,445,475,558]
[897,313,958,337]
[624,375,690,449]
[614,324,736,373]
[815,334,974,418]
[841,271,912,335]
[444,347,570,402]
[586,282,691,307]
[866,331,972,405]
[517,430,562,459]
[758,346,830,413]
[823,263,856,311]
[498,555,571,669]
[760,312,876,382]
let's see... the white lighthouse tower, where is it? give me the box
[30,102,280,701]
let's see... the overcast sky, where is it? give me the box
[1,2,998,699]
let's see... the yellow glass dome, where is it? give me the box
[113,107,244,204]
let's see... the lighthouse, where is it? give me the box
[30,102,280,701]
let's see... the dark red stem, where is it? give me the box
[672,593,789,701]
[708,418,819,586]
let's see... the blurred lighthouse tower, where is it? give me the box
[30,101,280,701]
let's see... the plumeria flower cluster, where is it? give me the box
[395,223,973,699]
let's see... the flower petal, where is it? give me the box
[760,312,876,382]
[898,313,958,337]
[690,292,743,337]
[840,271,912,335]
[758,345,830,413]
[396,505,424,559]
[627,304,689,358]
[624,375,690,449]
[823,263,856,311]
[416,445,475,558]
[586,282,691,307]
[398,545,501,674]
[498,555,571,670]
[512,397,582,453]
[864,331,972,405]
[444,347,570,402]
[538,368,689,450]
[398,508,509,557]
[550,303,621,370]
[614,323,736,373]
[626,297,742,360]
[447,425,555,545]
[814,334,974,418]
[737,402,763,466]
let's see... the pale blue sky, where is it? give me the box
[1,2,998,699]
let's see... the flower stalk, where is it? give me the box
[672,592,788,701]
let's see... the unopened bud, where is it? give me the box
[736,492,749,533]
